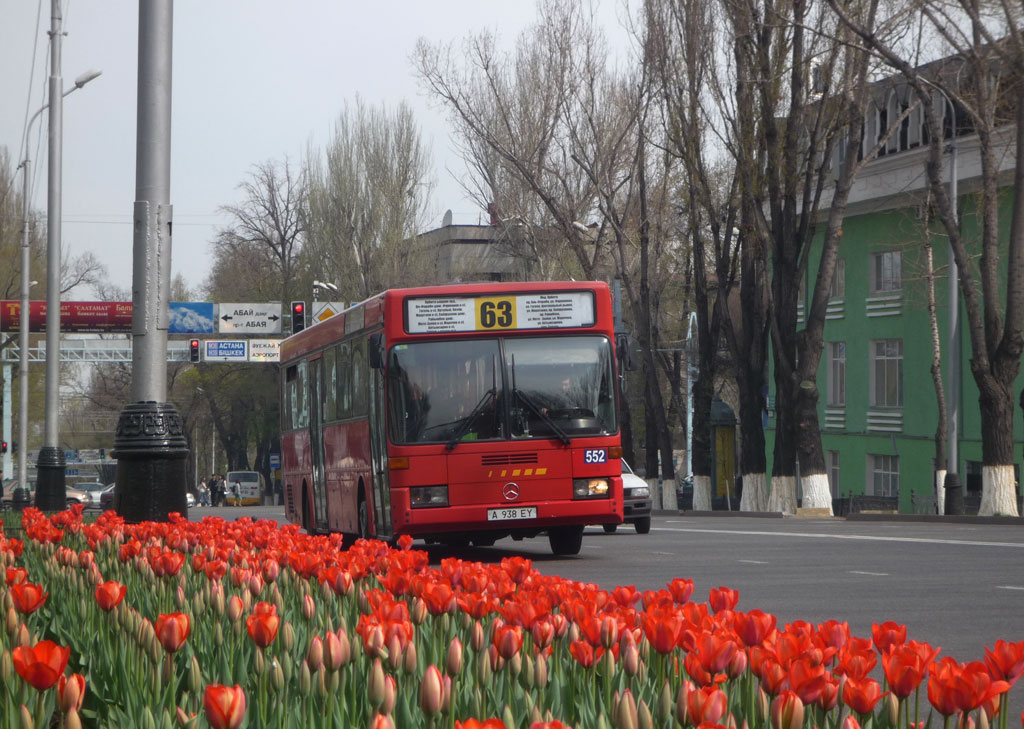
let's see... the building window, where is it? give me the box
[870,339,903,408]
[828,342,846,406]
[829,259,845,298]
[868,454,900,497]
[828,450,841,497]
[870,251,902,293]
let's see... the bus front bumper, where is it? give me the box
[395,497,622,536]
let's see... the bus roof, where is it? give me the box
[279,280,612,364]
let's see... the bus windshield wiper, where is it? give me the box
[447,355,499,451]
[446,389,496,450]
[513,388,571,446]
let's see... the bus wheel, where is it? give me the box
[602,523,618,534]
[634,517,651,534]
[548,526,584,556]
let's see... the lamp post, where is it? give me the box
[32,1,104,512]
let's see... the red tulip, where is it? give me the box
[203,684,246,729]
[246,610,280,648]
[843,677,886,715]
[58,673,86,713]
[5,567,28,585]
[94,581,126,612]
[788,658,827,705]
[871,621,907,655]
[687,686,728,725]
[154,612,191,654]
[420,664,444,716]
[455,720,508,729]
[492,624,523,660]
[882,645,928,699]
[11,582,48,615]
[668,578,695,604]
[370,714,397,729]
[708,586,739,613]
[570,640,596,668]
[985,640,1024,686]
[12,640,70,691]
[734,609,777,647]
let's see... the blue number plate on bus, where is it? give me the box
[583,449,607,464]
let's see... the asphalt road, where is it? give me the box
[194,506,1024,714]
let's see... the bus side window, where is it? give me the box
[283,365,296,430]
[337,343,352,418]
[351,339,368,416]
[323,347,337,422]
[295,361,309,428]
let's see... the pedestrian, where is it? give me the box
[212,475,223,507]
[198,477,210,507]
[231,479,241,507]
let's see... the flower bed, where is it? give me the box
[0,504,1021,729]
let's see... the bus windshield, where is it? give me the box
[387,335,617,445]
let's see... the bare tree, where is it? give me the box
[831,0,1024,516]
[212,159,307,305]
[304,98,433,302]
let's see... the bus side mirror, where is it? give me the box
[368,332,385,369]
[617,334,638,371]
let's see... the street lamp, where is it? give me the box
[20,38,102,509]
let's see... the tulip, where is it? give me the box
[403,641,419,674]
[383,674,397,715]
[10,583,47,615]
[455,720,508,729]
[843,677,886,715]
[58,672,86,713]
[154,613,190,654]
[770,691,804,729]
[421,664,444,716]
[246,611,280,648]
[12,640,70,691]
[94,581,126,612]
[441,636,462,677]
[616,689,639,729]
[226,596,244,622]
[871,621,907,655]
[708,586,739,613]
[369,714,396,729]
[302,593,316,621]
[307,635,324,671]
[368,658,386,709]
[19,704,33,729]
[688,685,728,725]
[984,640,1024,686]
[203,684,246,729]
[493,624,523,661]
[324,629,351,670]
[841,716,861,729]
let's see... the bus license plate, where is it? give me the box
[487,506,537,521]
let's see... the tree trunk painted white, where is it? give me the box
[801,473,833,513]
[692,474,713,511]
[979,465,1019,516]
[934,469,946,515]
[740,473,766,511]
[662,478,678,511]
[646,478,661,509]
[767,475,797,514]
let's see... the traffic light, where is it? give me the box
[99,448,106,460]
[291,301,306,334]
[189,339,200,363]
[1,441,6,454]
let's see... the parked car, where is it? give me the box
[99,484,116,511]
[75,482,108,508]
[604,459,652,534]
[2,478,35,508]
[64,484,91,507]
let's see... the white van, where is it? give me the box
[224,471,263,506]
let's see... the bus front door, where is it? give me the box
[309,357,329,531]
[368,366,392,538]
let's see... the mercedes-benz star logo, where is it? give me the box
[502,482,520,501]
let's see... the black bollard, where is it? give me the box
[112,402,189,522]
[944,472,964,516]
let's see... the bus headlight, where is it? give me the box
[573,478,609,499]
[410,486,449,508]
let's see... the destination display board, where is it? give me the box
[406,291,595,334]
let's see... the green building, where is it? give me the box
[769,84,1022,514]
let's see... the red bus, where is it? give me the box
[279,281,625,555]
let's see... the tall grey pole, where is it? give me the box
[34,0,67,511]
[943,96,961,515]
[114,0,188,521]
[18,159,32,493]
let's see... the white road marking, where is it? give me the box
[738,559,769,564]
[849,570,889,576]
[651,526,1024,549]
[996,585,1024,591]
[651,551,674,556]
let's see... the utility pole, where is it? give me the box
[113,0,187,521]
[35,0,68,511]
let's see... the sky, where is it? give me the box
[1,1,631,300]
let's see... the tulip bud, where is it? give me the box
[161,655,175,685]
[214,622,224,647]
[502,704,515,729]
[509,652,522,676]
[142,707,157,729]
[281,651,294,683]
[531,706,544,726]
[411,598,428,625]
[175,586,186,609]
[403,641,418,675]
[241,591,253,612]
[420,665,444,716]
[187,655,202,694]
[368,714,395,729]
[368,658,386,708]
[603,647,616,676]
[316,664,328,698]
[446,637,463,676]
[676,680,695,726]
[270,658,285,694]
[329,669,341,695]
[523,654,535,689]
[657,680,673,724]
[283,622,295,652]
[477,647,492,687]
[175,707,194,728]
[886,693,899,726]
[387,634,403,671]
[568,622,580,643]
[1,650,13,684]
[213,589,225,616]
[601,615,619,650]
[382,674,397,715]
[19,704,33,729]
[638,700,653,729]
[254,647,266,676]
[978,709,990,729]
[307,635,324,672]
[616,689,638,729]
[471,620,485,652]
[15,623,29,647]
[302,594,316,621]
[6,607,18,636]
[770,691,804,729]
[248,574,264,597]
[325,629,351,670]
[623,641,640,676]
[534,653,548,689]
[160,709,175,729]
[841,717,861,729]
[299,661,312,696]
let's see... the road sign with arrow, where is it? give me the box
[216,303,282,334]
